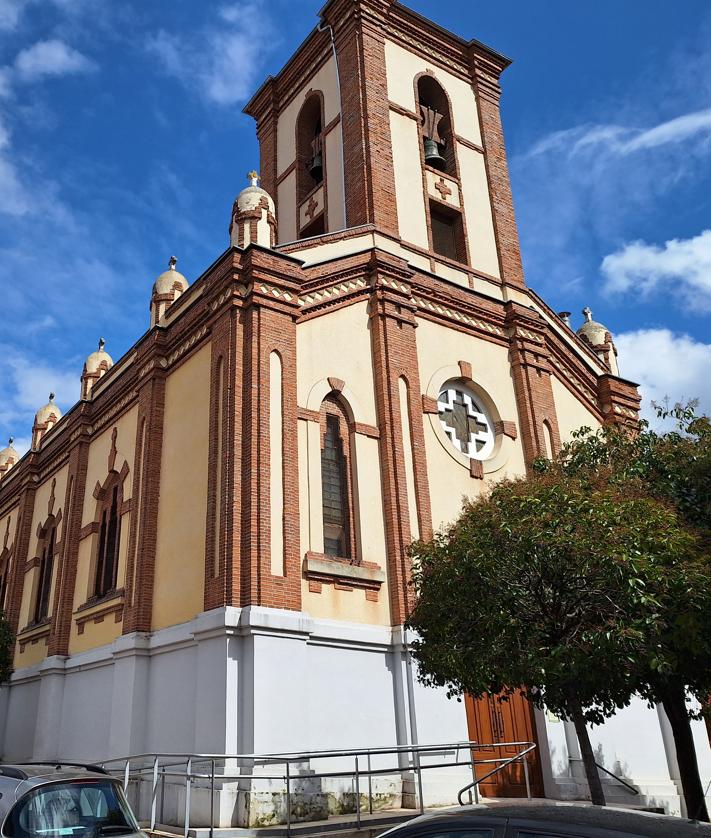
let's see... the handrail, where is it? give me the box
[457,742,537,805]
[100,740,538,836]
[595,761,639,795]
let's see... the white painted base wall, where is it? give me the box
[1,606,710,823]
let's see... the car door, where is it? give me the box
[504,821,642,838]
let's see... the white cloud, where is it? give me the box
[528,108,711,159]
[615,329,711,424]
[147,1,278,106]
[0,348,79,437]
[601,230,711,311]
[14,39,95,81]
[0,0,26,32]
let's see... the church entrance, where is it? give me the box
[464,691,544,798]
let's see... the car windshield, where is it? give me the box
[4,780,139,838]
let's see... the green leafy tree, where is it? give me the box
[535,405,711,820]
[407,471,704,810]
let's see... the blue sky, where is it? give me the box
[0,0,710,453]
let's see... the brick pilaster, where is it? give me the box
[470,51,526,290]
[5,478,37,638]
[325,0,399,236]
[238,249,302,611]
[597,374,641,430]
[368,251,432,625]
[123,360,167,634]
[505,301,561,467]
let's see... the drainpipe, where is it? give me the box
[403,626,420,750]
[317,17,348,229]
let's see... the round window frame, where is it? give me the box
[437,382,496,462]
[425,365,513,475]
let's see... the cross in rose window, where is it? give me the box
[438,388,493,457]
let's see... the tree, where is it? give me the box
[536,405,711,820]
[407,470,704,809]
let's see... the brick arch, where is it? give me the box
[305,377,365,425]
[87,459,130,601]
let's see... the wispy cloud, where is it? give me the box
[0,0,26,32]
[147,1,279,106]
[13,38,95,81]
[601,230,711,311]
[528,108,711,159]
[615,328,711,424]
[512,103,711,304]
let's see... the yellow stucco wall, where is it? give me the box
[69,408,138,655]
[416,318,527,532]
[297,304,391,625]
[297,301,378,424]
[551,374,602,443]
[458,145,500,279]
[152,347,209,631]
[389,110,429,250]
[384,40,483,147]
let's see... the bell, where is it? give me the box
[308,151,323,182]
[424,137,446,170]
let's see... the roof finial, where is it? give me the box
[98,337,106,351]
[247,170,260,187]
[168,255,177,271]
[49,392,55,402]
[582,306,593,322]
[8,437,13,446]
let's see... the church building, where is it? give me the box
[0,0,707,824]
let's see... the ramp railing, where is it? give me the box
[100,740,536,836]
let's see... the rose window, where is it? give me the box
[437,385,495,461]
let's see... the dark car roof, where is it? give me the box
[383,802,711,837]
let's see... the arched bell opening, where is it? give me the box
[417,75,455,175]
[296,92,326,205]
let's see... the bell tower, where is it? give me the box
[245,0,526,293]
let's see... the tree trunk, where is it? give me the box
[661,684,709,822]
[570,699,606,806]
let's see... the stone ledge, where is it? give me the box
[303,552,385,590]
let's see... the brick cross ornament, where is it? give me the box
[438,386,495,460]
[435,177,452,200]
[305,194,319,220]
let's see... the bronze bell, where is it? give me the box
[308,151,323,182]
[424,137,446,170]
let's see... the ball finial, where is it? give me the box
[582,306,593,322]
[168,255,178,271]
[247,170,260,187]
[49,392,55,402]
[98,337,106,351]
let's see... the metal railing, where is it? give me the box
[457,742,537,805]
[595,762,639,796]
[100,740,536,837]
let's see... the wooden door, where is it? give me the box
[465,691,544,798]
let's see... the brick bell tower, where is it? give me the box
[245,0,525,292]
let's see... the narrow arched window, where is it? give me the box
[417,76,453,175]
[296,92,326,238]
[34,519,56,622]
[320,396,355,559]
[95,480,121,598]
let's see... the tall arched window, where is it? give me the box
[94,473,122,598]
[417,75,454,176]
[296,92,326,238]
[34,517,57,623]
[320,396,355,559]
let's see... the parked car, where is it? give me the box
[379,802,711,838]
[0,763,143,838]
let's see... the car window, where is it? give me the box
[514,831,586,838]
[4,780,139,838]
[427,831,497,838]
